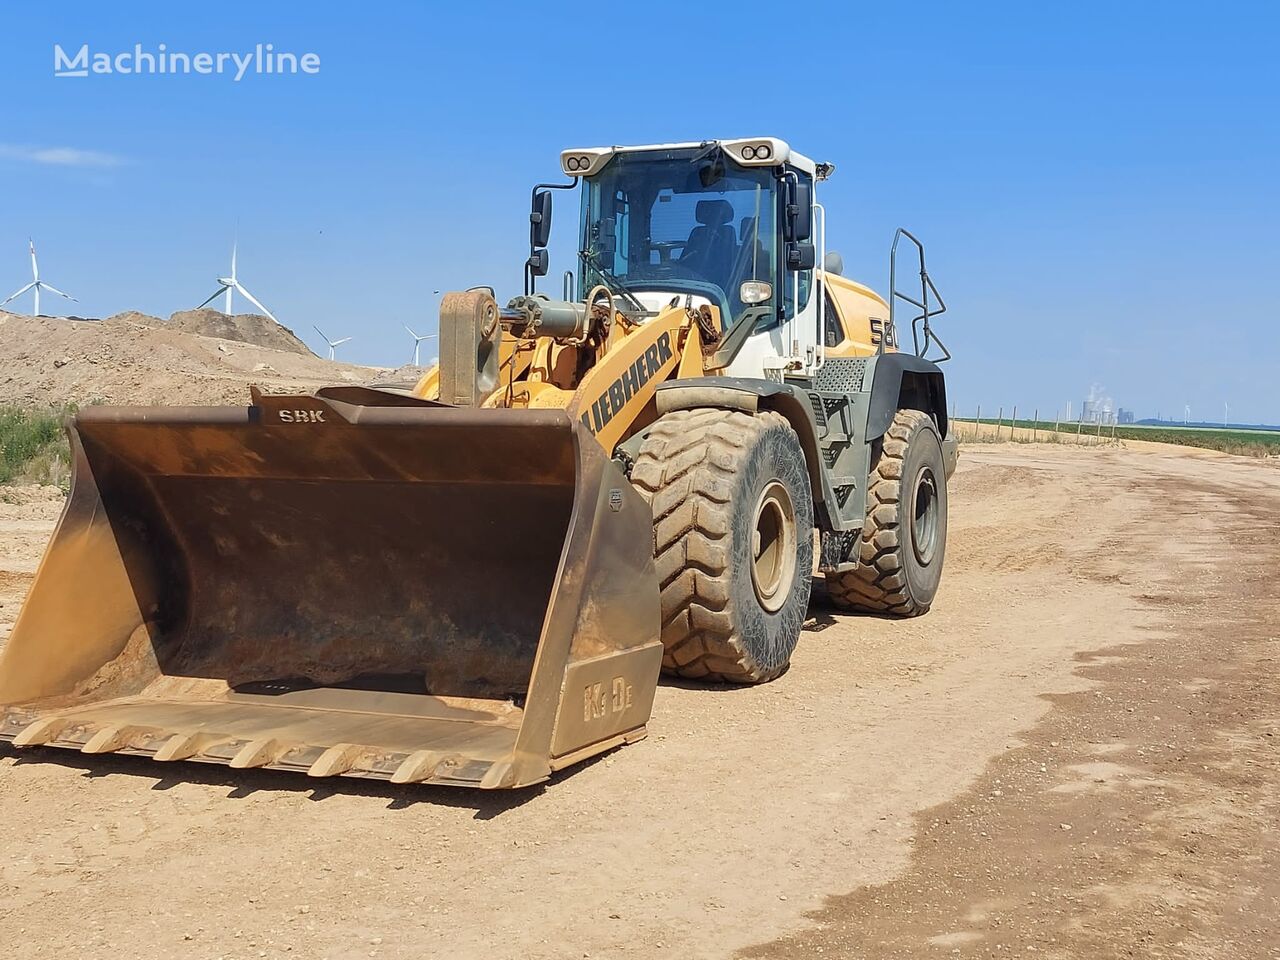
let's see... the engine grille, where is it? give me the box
[815,358,868,393]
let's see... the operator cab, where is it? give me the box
[525,138,829,380]
[575,141,795,320]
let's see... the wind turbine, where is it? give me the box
[1184,404,1191,425]
[313,325,352,361]
[197,239,277,321]
[405,325,437,365]
[1,240,77,317]
[1223,402,1229,428]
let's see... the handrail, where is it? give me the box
[889,227,951,362]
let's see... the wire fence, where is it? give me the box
[950,404,1121,447]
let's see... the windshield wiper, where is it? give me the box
[578,249,648,316]
[690,141,727,187]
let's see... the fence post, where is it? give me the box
[976,404,981,441]
[997,406,1003,441]
[1033,408,1038,442]
[1012,405,1018,442]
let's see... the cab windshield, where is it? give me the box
[579,148,777,323]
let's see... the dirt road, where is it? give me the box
[1,444,1277,959]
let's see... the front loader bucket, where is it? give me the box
[0,391,662,789]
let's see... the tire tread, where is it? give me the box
[633,408,800,682]
[827,409,936,616]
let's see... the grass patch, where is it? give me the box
[0,405,73,488]
[954,418,1280,458]
[1112,426,1280,457]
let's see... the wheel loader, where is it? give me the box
[0,138,956,789]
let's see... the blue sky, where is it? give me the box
[1,1,1277,423]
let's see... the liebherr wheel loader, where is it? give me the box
[0,138,955,789]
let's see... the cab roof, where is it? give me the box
[560,138,821,179]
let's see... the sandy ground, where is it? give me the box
[0,442,1277,959]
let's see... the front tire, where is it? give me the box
[826,409,947,616]
[631,408,814,683]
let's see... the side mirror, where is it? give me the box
[530,191,553,249]
[527,248,549,277]
[784,179,813,243]
[786,242,815,271]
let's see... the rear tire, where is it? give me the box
[826,409,947,616]
[631,408,814,683]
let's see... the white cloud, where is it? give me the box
[0,144,125,168]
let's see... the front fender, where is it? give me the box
[654,377,830,524]
[864,353,949,440]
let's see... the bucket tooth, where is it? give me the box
[478,760,516,790]
[229,739,282,769]
[154,732,214,763]
[390,750,447,785]
[81,725,147,755]
[307,743,364,778]
[12,716,71,748]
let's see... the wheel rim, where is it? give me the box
[751,480,797,613]
[911,466,940,567]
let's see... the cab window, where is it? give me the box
[823,290,844,347]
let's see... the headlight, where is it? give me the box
[739,280,773,305]
[730,140,780,165]
[561,147,620,177]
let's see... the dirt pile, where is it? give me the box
[103,310,163,326]
[165,308,313,356]
[0,484,63,509]
[380,362,433,383]
[104,308,314,356]
[0,310,393,407]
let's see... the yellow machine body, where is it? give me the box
[822,273,901,358]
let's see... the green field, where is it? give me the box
[956,417,1280,458]
[1112,423,1280,456]
[0,405,72,487]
